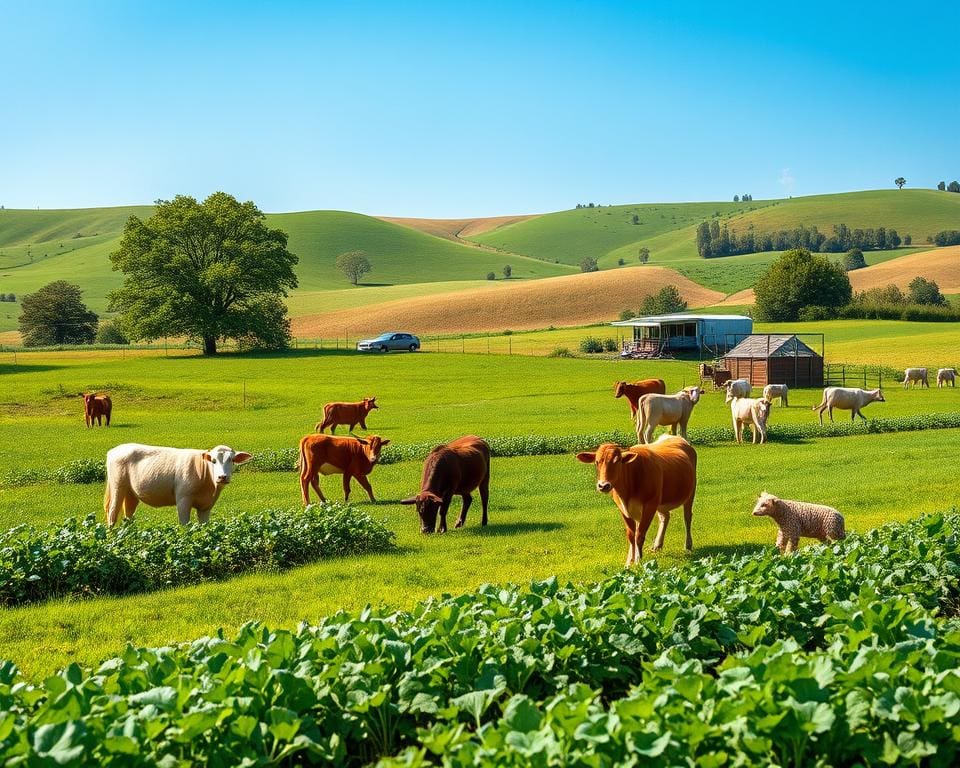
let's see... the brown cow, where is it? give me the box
[576,434,697,566]
[315,397,378,433]
[613,379,666,418]
[298,433,389,504]
[401,435,490,534]
[83,393,112,427]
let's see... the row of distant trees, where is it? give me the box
[937,181,960,192]
[732,194,753,202]
[696,221,910,258]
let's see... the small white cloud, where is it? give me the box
[778,168,795,192]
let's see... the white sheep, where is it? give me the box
[762,383,788,407]
[752,492,846,553]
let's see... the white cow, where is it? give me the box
[731,397,772,444]
[812,387,885,425]
[762,383,789,407]
[937,368,956,388]
[635,387,703,444]
[724,379,751,403]
[104,444,252,525]
[902,368,929,388]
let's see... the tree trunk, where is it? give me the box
[203,336,217,355]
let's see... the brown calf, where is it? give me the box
[83,393,112,427]
[613,378,666,418]
[316,397,378,433]
[401,435,490,533]
[577,435,697,565]
[298,433,389,504]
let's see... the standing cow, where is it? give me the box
[937,368,956,388]
[401,435,490,534]
[902,368,929,388]
[104,444,252,525]
[613,378,667,418]
[83,393,112,427]
[298,433,389,504]
[577,435,697,565]
[731,397,771,444]
[316,397,378,433]
[635,387,703,444]
[812,387,885,424]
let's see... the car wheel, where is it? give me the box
[379,345,388,353]
[409,344,418,352]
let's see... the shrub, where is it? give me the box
[547,347,575,358]
[617,258,625,266]
[841,247,866,271]
[602,337,618,352]
[502,265,512,278]
[618,309,636,321]
[94,320,129,345]
[486,272,496,280]
[908,275,946,306]
[797,305,836,321]
[578,336,603,353]
[579,256,598,273]
[53,459,105,484]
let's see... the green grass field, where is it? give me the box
[1,340,959,677]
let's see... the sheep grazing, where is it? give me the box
[724,379,751,403]
[730,397,771,444]
[902,367,929,388]
[812,387,884,425]
[752,492,846,553]
[937,368,956,388]
[762,383,788,407]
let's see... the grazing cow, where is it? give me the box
[724,379,751,403]
[315,397,378,433]
[401,435,490,533]
[937,368,956,388]
[104,444,252,525]
[613,379,667,418]
[576,435,697,565]
[812,387,885,425]
[298,433,390,504]
[731,397,771,444]
[82,393,112,427]
[762,383,789,407]
[635,387,703,444]
[902,368,929,388]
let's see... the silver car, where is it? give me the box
[356,331,421,353]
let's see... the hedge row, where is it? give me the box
[0,504,395,607]
[0,514,957,765]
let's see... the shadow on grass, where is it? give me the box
[0,363,65,375]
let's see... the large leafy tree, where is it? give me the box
[19,281,98,346]
[109,193,298,355]
[754,248,852,321]
[335,250,372,286]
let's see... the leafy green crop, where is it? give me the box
[0,514,956,765]
[0,505,395,607]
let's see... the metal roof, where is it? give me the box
[611,313,752,326]
[725,334,820,359]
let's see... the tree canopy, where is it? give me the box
[640,285,687,315]
[753,248,852,321]
[19,281,98,346]
[336,251,372,285]
[108,192,298,355]
[908,276,946,306]
[895,177,906,189]
[842,248,866,271]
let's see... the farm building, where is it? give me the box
[722,334,824,388]
[611,313,752,357]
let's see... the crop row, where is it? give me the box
[0,504,395,607]
[0,514,956,765]
[6,411,960,487]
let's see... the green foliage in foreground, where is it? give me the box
[0,515,957,766]
[0,505,395,607]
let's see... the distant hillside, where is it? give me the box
[378,214,540,242]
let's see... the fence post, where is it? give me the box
[461,335,465,353]
[842,366,845,386]
[509,336,512,355]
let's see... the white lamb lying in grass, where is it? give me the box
[752,492,846,553]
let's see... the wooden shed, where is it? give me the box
[722,334,824,388]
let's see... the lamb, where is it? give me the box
[762,383,788,407]
[937,368,956,388]
[812,387,884,425]
[724,379,751,403]
[730,397,771,444]
[752,492,846,553]
[902,367,929,388]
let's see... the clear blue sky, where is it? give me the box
[1,1,957,216]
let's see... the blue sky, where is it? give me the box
[1,1,957,216]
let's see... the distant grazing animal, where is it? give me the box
[316,397,378,433]
[298,433,389,504]
[576,434,697,565]
[762,383,789,407]
[812,387,885,425]
[902,368,929,388]
[635,387,703,444]
[401,435,490,534]
[614,379,667,418]
[104,444,252,526]
[731,397,771,444]
[83,393,112,427]
[724,379,751,403]
[752,492,846,553]
[937,368,956,388]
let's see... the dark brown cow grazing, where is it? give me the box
[83,393,112,427]
[298,433,390,504]
[316,397,378,433]
[401,435,490,534]
[613,379,666,418]
[577,435,697,565]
